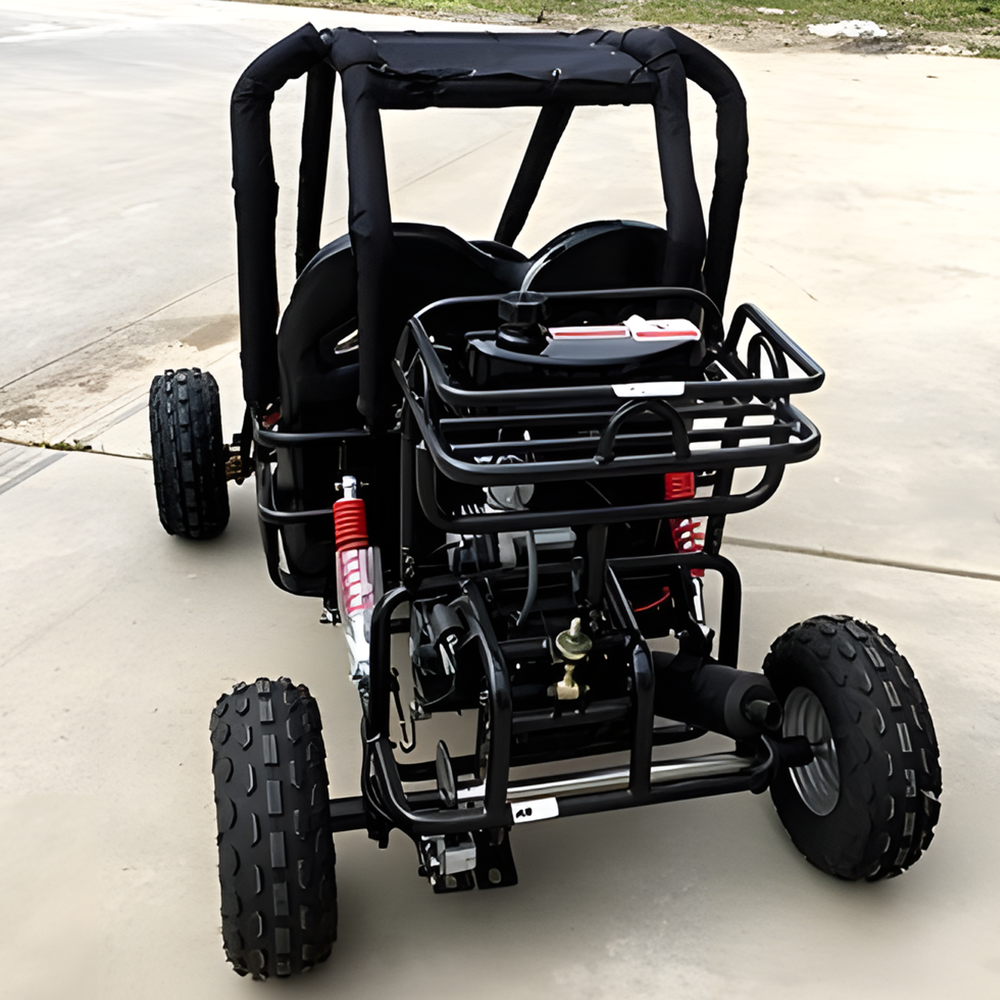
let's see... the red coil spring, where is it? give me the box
[633,474,705,614]
[664,471,704,576]
[333,498,369,551]
[339,549,369,615]
[670,517,704,555]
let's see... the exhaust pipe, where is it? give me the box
[652,652,782,739]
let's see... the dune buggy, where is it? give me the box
[148,23,941,980]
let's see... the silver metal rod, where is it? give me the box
[456,752,752,805]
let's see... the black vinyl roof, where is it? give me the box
[329,28,648,84]
[324,27,679,108]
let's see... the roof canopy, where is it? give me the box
[327,27,656,104]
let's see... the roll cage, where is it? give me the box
[230,24,749,426]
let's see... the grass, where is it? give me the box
[255,0,1000,52]
[30,440,92,452]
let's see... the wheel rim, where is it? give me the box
[783,686,840,816]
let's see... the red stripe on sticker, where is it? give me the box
[549,326,629,338]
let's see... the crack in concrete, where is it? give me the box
[0,437,149,463]
[725,535,1000,583]
[0,273,234,393]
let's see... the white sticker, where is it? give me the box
[623,315,701,341]
[510,797,560,824]
[612,381,685,398]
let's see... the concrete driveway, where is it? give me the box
[1,2,998,998]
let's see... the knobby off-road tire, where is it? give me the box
[764,615,941,881]
[210,678,337,978]
[149,367,229,539]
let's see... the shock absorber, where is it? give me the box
[666,472,706,623]
[664,472,705,559]
[334,476,382,684]
[634,473,707,619]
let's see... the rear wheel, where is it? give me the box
[763,615,941,881]
[210,678,337,978]
[149,367,229,539]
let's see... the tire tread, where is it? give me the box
[764,615,941,881]
[149,368,229,539]
[211,677,336,979]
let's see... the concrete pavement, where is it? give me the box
[1,2,998,998]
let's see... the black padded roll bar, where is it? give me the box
[295,62,337,278]
[664,28,748,317]
[494,104,574,247]
[612,28,706,293]
[231,23,329,410]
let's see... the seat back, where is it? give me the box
[278,223,529,433]
[522,220,670,325]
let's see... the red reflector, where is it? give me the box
[664,472,695,500]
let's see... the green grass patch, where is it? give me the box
[274,0,1000,34]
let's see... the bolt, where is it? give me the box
[444,875,458,889]
[555,617,593,661]
[488,868,502,885]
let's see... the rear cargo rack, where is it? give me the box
[395,288,824,531]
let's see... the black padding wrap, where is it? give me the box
[666,29,748,316]
[231,23,329,410]
[296,63,337,279]
[495,105,573,248]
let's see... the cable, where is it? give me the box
[515,530,539,628]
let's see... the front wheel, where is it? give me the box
[210,678,337,978]
[149,367,229,539]
[763,615,941,881]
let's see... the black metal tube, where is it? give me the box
[495,104,574,247]
[437,401,774,432]
[447,422,790,459]
[414,445,786,532]
[230,24,330,409]
[629,641,655,796]
[368,586,412,738]
[586,524,608,606]
[253,423,369,446]
[554,771,759,817]
[256,504,331,525]
[358,748,774,834]
[594,398,691,465]
[665,28,748,319]
[365,583,514,837]
[295,63,336,277]
[399,293,823,412]
[462,585,514,821]
[329,796,367,832]
[609,550,743,667]
[340,65,395,430]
